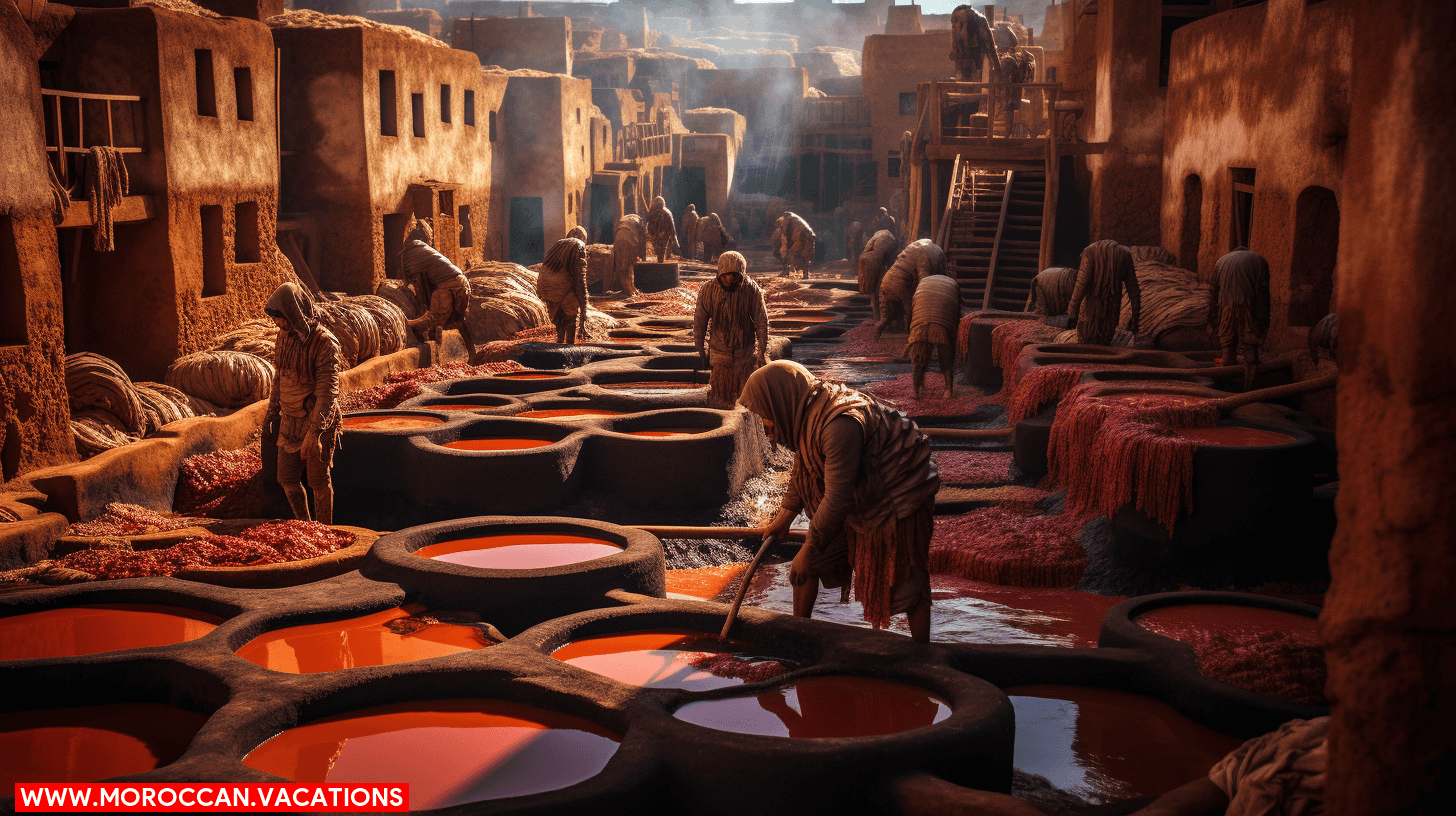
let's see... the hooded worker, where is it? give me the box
[611,213,647,295]
[645,195,677,263]
[680,204,701,261]
[537,237,589,344]
[908,275,962,399]
[263,282,343,526]
[565,225,588,243]
[693,252,769,408]
[1030,266,1077,318]
[876,239,948,338]
[1068,239,1141,346]
[400,219,477,358]
[699,212,732,262]
[1207,247,1271,387]
[779,211,816,277]
[744,361,940,643]
[845,221,865,262]
[869,206,897,239]
[950,5,998,82]
[858,229,900,322]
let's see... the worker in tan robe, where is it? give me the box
[645,195,677,263]
[1068,239,1141,346]
[876,239,948,337]
[779,211,816,278]
[858,229,900,323]
[400,220,477,359]
[263,282,342,526]
[845,221,865,261]
[1207,247,1271,387]
[868,206,898,239]
[611,213,647,295]
[694,252,769,409]
[679,204,701,261]
[699,212,732,263]
[536,238,588,344]
[908,275,962,399]
[745,361,940,644]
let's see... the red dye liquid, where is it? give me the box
[674,675,951,738]
[236,606,490,674]
[552,631,784,690]
[426,404,496,412]
[666,563,748,599]
[442,438,555,451]
[416,534,624,569]
[341,414,445,430]
[517,409,624,419]
[1006,684,1242,803]
[499,372,567,379]
[1136,604,1318,639]
[242,699,620,809]
[625,428,710,437]
[0,604,223,660]
[1176,426,1296,447]
[0,703,208,786]
[1136,604,1325,703]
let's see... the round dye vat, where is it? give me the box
[674,675,950,738]
[1006,684,1242,803]
[416,534,624,570]
[236,606,491,674]
[624,427,710,437]
[423,404,497,412]
[342,414,445,431]
[1135,603,1325,704]
[442,438,555,451]
[1135,603,1318,640]
[498,372,569,380]
[1176,426,1297,447]
[553,631,789,691]
[1,703,209,786]
[517,408,625,419]
[243,699,619,809]
[0,604,224,660]
[598,381,706,395]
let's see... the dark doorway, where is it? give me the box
[590,183,616,243]
[823,154,842,212]
[509,197,545,265]
[679,167,707,216]
[1053,155,1090,267]
[1289,186,1339,327]
[800,154,821,209]
[1230,167,1256,250]
[1180,174,1202,274]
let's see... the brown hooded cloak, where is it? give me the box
[1068,239,1141,345]
[694,252,768,407]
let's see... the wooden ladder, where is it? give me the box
[943,167,1008,307]
[983,167,1047,310]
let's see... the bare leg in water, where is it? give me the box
[793,576,930,645]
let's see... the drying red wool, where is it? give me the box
[833,321,908,358]
[665,563,749,599]
[678,651,792,683]
[935,451,1014,484]
[991,319,1062,387]
[864,373,1006,417]
[52,521,353,580]
[173,442,265,518]
[1006,364,1099,424]
[929,507,1089,588]
[69,503,204,537]
[339,361,526,410]
[1171,630,1326,705]
[1047,385,1219,534]
[954,311,990,363]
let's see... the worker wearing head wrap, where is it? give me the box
[876,239,948,337]
[858,229,900,323]
[744,361,940,642]
[537,237,589,344]
[1068,239,1141,346]
[1031,266,1077,317]
[611,213,647,295]
[699,212,733,263]
[679,204,701,261]
[644,195,677,264]
[565,224,588,243]
[950,5,998,82]
[869,206,897,239]
[1207,247,1271,383]
[779,211,816,278]
[263,282,343,525]
[694,252,768,408]
[845,221,865,262]
[908,275,962,399]
[400,220,477,359]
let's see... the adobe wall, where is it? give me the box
[861,31,953,210]
[498,74,594,259]
[449,15,572,76]
[679,133,733,217]
[686,66,808,137]
[0,1,74,481]
[1161,0,1352,355]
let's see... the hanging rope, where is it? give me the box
[47,154,70,216]
[86,145,128,252]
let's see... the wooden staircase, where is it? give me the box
[939,163,1051,311]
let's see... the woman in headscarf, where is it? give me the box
[537,237,589,344]
[745,361,941,643]
[694,252,768,408]
[263,282,343,525]
[1068,239,1141,345]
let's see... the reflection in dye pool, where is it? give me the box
[442,438,555,451]
[0,604,224,660]
[341,414,446,431]
[236,606,491,673]
[0,703,208,786]
[517,408,624,419]
[417,534,624,569]
[1006,685,1242,803]
[552,631,789,690]
[674,675,950,738]
[243,700,619,809]
[1175,426,1297,447]
[624,428,710,437]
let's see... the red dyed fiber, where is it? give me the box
[955,311,988,363]
[864,373,1006,417]
[833,322,908,358]
[51,521,354,580]
[1170,629,1326,704]
[70,503,204,537]
[677,652,792,684]
[935,451,1013,484]
[173,442,266,518]
[1007,364,1097,424]
[339,361,526,411]
[929,508,1089,588]
[990,320,1061,387]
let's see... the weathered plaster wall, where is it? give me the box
[679,132,733,217]
[861,31,953,210]
[449,15,573,76]
[498,74,594,260]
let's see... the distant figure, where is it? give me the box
[694,251,769,409]
[611,213,647,295]
[845,221,865,261]
[645,195,677,263]
[1309,312,1338,364]
[779,211,816,278]
[729,212,743,240]
[950,5,998,82]
[908,275,962,400]
[536,238,588,344]
[699,212,733,262]
[400,219,477,358]
[1068,239,1140,346]
[565,225,588,243]
[869,207,897,239]
[1030,266,1077,317]
[858,229,900,322]
[876,239,948,337]
[679,204,701,261]
[1207,247,1271,386]
[263,282,342,526]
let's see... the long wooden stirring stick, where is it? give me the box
[719,533,777,641]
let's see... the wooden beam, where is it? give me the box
[982,171,1014,309]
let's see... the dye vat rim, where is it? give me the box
[340,410,453,432]
[367,516,663,578]
[414,532,628,570]
[603,409,726,438]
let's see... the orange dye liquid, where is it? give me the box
[517,409,624,419]
[625,428,710,437]
[341,415,445,430]
[416,534,623,569]
[425,404,496,412]
[499,372,567,379]
[0,703,208,786]
[1135,603,1318,641]
[242,699,619,809]
[1176,426,1296,447]
[442,438,555,451]
[553,631,768,691]
[236,606,490,674]
[666,563,748,599]
[674,675,951,738]
[1006,684,1243,802]
[598,381,704,390]
[0,604,223,660]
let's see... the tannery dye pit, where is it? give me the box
[236,606,492,673]
[1,704,210,787]
[553,631,791,690]
[0,604,223,660]
[674,676,952,738]
[416,534,625,570]
[441,438,557,451]
[341,415,447,431]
